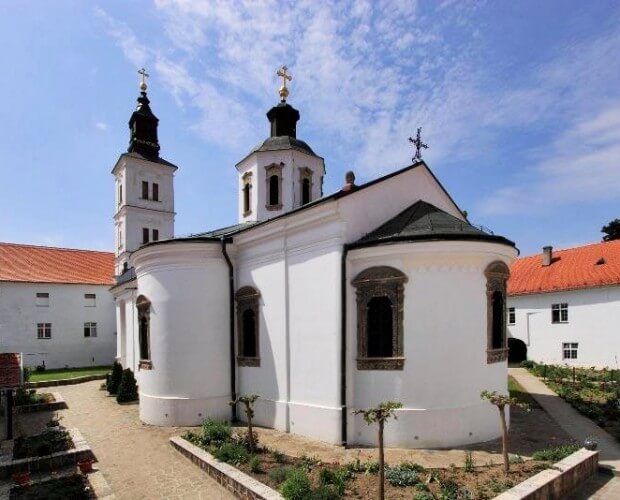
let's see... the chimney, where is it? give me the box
[542,246,553,266]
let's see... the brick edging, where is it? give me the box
[170,436,282,500]
[14,392,67,413]
[26,374,107,388]
[495,448,598,499]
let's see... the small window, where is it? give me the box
[485,261,510,363]
[243,183,251,214]
[152,183,159,201]
[84,322,97,337]
[301,178,311,205]
[552,303,568,323]
[119,184,123,204]
[367,296,393,357]
[152,229,159,242]
[235,286,261,366]
[84,293,96,307]
[269,175,279,206]
[142,181,149,199]
[142,228,149,244]
[37,323,52,339]
[36,292,49,307]
[562,342,578,360]
[508,307,515,325]
[137,295,152,368]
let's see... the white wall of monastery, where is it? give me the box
[0,282,116,369]
[508,286,620,368]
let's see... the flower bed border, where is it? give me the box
[170,436,282,500]
[495,448,598,499]
[0,469,114,500]
[0,428,95,479]
[14,392,67,414]
[26,374,107,389]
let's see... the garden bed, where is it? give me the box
[14,392,67,413]
[9,473,94,499]
[523,361,620,441]
[176,420,585,499]
[13,429,74,460]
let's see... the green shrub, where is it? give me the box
[299,454,321,470]
[182,431,203,447]
[273,449,286,463]
[116,368,139,403]
[107,361,123,395]
[201,419,232,446]
[280,468,312,500]
[308,484,341,499]
[439,479,460,499]
[269,466,293,484]
[249,455,263,473]
[22,366,32,383]
[318,468,349,495]
[414,482,429,491]
[413,493,434,500]
[398,461,425,473]
[532,444,580,462]
[213,442,250,465]
[385,467,419,487]
[463,450,475,472]
[520,360,535,369]
[344,458,379,475]
[235,429,260,451]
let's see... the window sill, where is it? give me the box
[265,204,283,211]
[487,348,508,364]
[139,360,153,370]
[237,356,260,367]
[357,357,405,370]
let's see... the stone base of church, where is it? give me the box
[350,403,506,449]
[139,392,231,426]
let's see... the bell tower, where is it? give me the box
[112,69,178,277]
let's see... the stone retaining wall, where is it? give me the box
[14,392,67,414]
[26,374,107,388]
[170,436,282,500]
[495,448,599,499]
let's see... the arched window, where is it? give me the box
[136,295,152,369]
[301,178,311,205]
[235,286,261,366]
[265,163,283,210]
[242,172,252,216]
[243,183,251,214]
[485,261,510,363]
[352,266,407,370]
[269,175,279,206]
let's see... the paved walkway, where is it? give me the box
[53,381,233,500]
[510,368,620,499]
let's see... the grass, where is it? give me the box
[29,365,111,382]
[508,375,541,408]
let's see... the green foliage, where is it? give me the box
[398,461,425,473]
[249,455,263,473]
[520,360,535,369]
[439,479,459,499]
[229,394,259,418]
[280,468,313,500]
[13,429,72,459]
[272,449,286,463]
[510,455,524,464]
[182,431,203,447]
[414,482,429,491]
[344,458,379,474]
[201,419,232,446]
[318,468,350,495]
[532,444,580,462]
[353,401,403,425]
[480,390,529,410]
[22,366,32,383]
[14,387,43,406]
[235,429,260,451]
[309,484,341,499]
[487,478,513,493]
[385,467,420,487]
[413,493,434,500]
[107,361,123,395]
[213,442,250,465]
[269,466,293,484]
[463,451,475,473]
[299,454,321,471]
[602,218,620,241]
[116,368,139,403]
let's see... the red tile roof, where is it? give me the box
[0,243,114,285]
[508,240,620,296]
[0,353,22,388]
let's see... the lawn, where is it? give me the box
[28,365,110,382]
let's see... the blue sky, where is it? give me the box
[1,1,619,256]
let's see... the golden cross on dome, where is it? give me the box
[277,65,292,101]
[138,67,150,92]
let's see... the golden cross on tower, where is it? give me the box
[276,65,292,102]
[138,67,150,92]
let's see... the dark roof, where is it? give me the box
[248,136,318,158]
[120,152,178,170]
[349,201,515,249]
[115,265,136,286]
[185,222,259,239]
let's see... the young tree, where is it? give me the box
[480,390,529,474]
[354,401,402,500]
[230,394,259,453]
[602,218,620,241]
[107,361,123,395]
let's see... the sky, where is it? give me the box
[0,0,619,256]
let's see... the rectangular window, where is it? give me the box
[562,342,578,360]
[152,229,159,241]
[84,293,96,307]
[152,183,159,201]
[36,292,49,307]
[142,228,149,244]
[84,322,97,338]
[142,181,149,199]
[119,184,123,204]
[508,307,516,325]
[37,323,52,339]
[551,303,568,323]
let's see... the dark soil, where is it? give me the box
[13,430,74,460]
[10,474,93,500]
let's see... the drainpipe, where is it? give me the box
[221,237,237,422]
[340,244,350,447]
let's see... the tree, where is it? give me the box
[230,394,259,453]
[602,219,620,241]
[354,401,402,500]
[480,390,529,474]
[107,361,123,395]
[116,368,139,403]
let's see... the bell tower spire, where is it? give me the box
[128,68,160,158]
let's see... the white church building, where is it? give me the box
[111,71,518,448]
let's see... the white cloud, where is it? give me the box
[94,121,108,131]
[95,7,148,67]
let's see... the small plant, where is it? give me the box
[22,366,32,382]
[269,466,293,484]
[385,467,419,487]
[439,479,459,499]
[520,360,535,369]
[414,483,429,491]
[319,468,349,495]
[230,394,259,453]
[398,461,425,473]
[510,454,524,464]
[413,492,434,500]
[463,450,475,473]
[272,449,286,463]
[107,361,123,395]
[299,454,321,471]
[249,455,263,473]
[532,444,580,462]
[116,368,138,403]
[201,419,232,446]
[280,468,312,500]
[311,484,341,499]
[213,442,250,465]
[353,401,402,500]
[487,478,513,493]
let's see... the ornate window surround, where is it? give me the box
[265,163,284,210]
[298,166,314,205]
[352,266,408,370]
[136,294,152,370]
[235,286,261,367]
[485,261,510,364]
[242,171,253,217]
